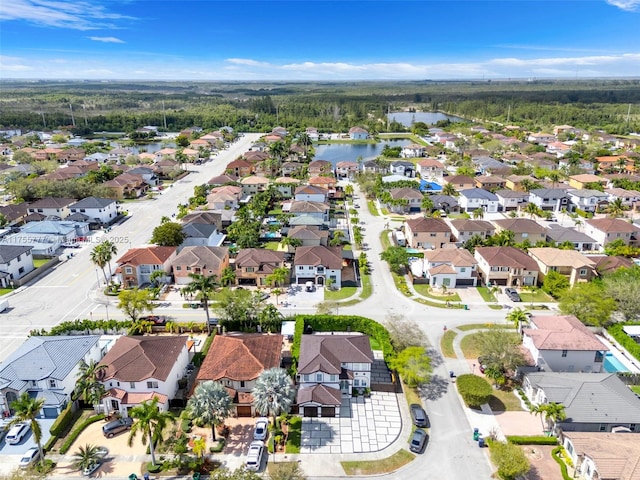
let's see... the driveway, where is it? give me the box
[300,392,402,454]
[283,284,324,309]
[0,417,56,455]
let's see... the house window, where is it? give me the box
[18,267,24,274]
[303,375,310,382]
[630,424,637,432]
[49,379,57,389]
[460,268,466,273]
[594,351,604,363]
[147,381,159,389]
[176,266,181,271]
[31,380,37,387]
[125,267,133,274]
[246,267,254,273]
[430,233,436,237]
[579,269,587,276]
[330,375,337,382]
[110,400,119,410]
[316,373,322,382]
[240,381,245,388]
[599,424,606,432]
[561,350,568,358]
[130,382,136,389]
[186,266,191,271]
[354,379,360,387]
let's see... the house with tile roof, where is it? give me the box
[335,161,359,180]
[0,202,29,226]
[495,190,530,211]
[234,248,286,287]
[195,333,283,417]
[416,158,444,180]
[99,336,190,415]
[308,176,337,190]
[474,175,507,191]
[385,187,423,213]
[605,187,640,209]
[584,218,640,249]
[521,315,608,373]
[449,219,496,243]
[287,226,329,247]
[170,246,229,285]
[404,217,452,249]
[240,175,270,195]
[207,174,238,186]
[458,188,499,213]
[544,225,597,251]
[308,160,333,176]
[0,336,102,417]
[68,197,118,227]
[586,254,634,274]
[443,175,475,191]
[273,177,300,198]
[181,223,225,248]
[523,372,640,433]
[529,188,570,212]
[27,197,76,220]
[294,245,344,288]
[567,189,609,213]
[562,432,640,479]
[474,246,539,287]
[226,158,254,177]
[568,174,607,190]
[104,173,148,199]
[527,248,596,285]
[348,127,369,140]
[430,195,459,213]
[422,248,478,288]
[0,221,79,256]
[181,211,222,231]
[287,200,330,223]
[206,185,243,210]
[294,185,329,203]
[493,218,547,244]
[297,333,374,417]
[400,144,426,159]
[389,160,416,178]
[115,246,177,287]
[0,245,35,287]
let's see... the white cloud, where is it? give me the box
[0,0,133,30]
[88,36,125,44]
[606,0,640,11]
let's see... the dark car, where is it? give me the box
[102,417,133,438]
[478,357,487,374]
[504,288,521,302]
[410,404,428,428]
[409,428,428,453]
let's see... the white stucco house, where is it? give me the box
[0,245,35,287]
[68,197,119,227]
[458,189,499,213]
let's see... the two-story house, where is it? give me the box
[226,159,254,177]
[544,225,597,252]
[422,248,478,288]
[335,161,359,180]
[27,197,76,220]
[449,219,496,243]
[527,248,596,286]
[308,160,333,176]
[386,188,423,213]
[458,189,499,213]
[206,185,243,210]
[195,333,283,417]
[294,185,330,203]
[529,188,570,212]
[521,315,607,373]
[443,175,475,191]
[287,201,330,223]
[416,158,444,181]
[400,144,426,158]
[234,248,287,286]
[171,246,229,285]
[115,246,177,287]
[294,245,344,289]
[68,197,118,228]
[495,190,530,212]
[181,223,225,248]
[493,218,547,244]
[297,333,374,417]
[474,175,507,191]
[404,217,451,249]
[0,335,103,418]
[240,175,270,196]
[286,226,329,247]
[567,189,609,213]
[99,335,190,415]
[348,127,369,140]
[0,221,78,256]
[584,218,640,249]
[389,161,415,178]
[0,245,35,287]
[474,246,539,287]
[568,174,607,190]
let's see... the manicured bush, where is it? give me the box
[147,462,162,473]
[49,403,76,437]
[59,414,105,454]
[552,446,573,480]
[608,323,640,363]
[456,374,493,407]
[489,440,530,479]
[506,435,558,445]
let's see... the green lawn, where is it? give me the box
[457,323,515,331]
[263,241,281,251]
[488,389,524,412]
[381,207,390,215]
[519,289,554,303]
[367,200,379,216]
[0,288,12,296]
[285,417,301,454]
[460,331,520,359]
[360,275,372,299]
[341,450,415,475]
[631,386,640,395]
[325,287,357,301]
[380,230,391,250]
[403,381,422,407]
[33,258,49,268]
[476,286,498,303]
[414,284,461,302]
[370,337,381,351]
[441,330,458,358]
[448,212,471,219]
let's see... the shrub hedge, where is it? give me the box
[59,414,105,454]
[506,435,558,445]
[50,403,76,437]
[552,446,573,480]
[607,323,640,363]
[456,374,492,407]
[192,332,216,366]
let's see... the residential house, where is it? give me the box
[99,336,190,415]
[0,335,102,418]
[1,221,78,256]
[83,152,109,164]
[422,248,478,287]
[404,217,452,249]
[308,176,337,191]
[505,175,537,192]
[474,175,507,191]
[458,189,499,213]
[546,142,572,158]
[305,127,320,141]
[171,246,229,285]
[335,161,359,180]
[596,155,634,173]
[0,245,35,287]
[308,160,333,176]
[584,218,640,249]
[521,315,607,373]
[386,188,423,213]
[348,127,369,140]
[207,174,238,186]
[68,197,118,227]
[401,144,426,158]
[288,201,330,223]
[297,333,374,417]
[523,372,640,432]
[527,133,556,145]
[115,246,177,287]
[544,225,597,251]
[443,175,475,191]
[27,197,76,220]
[234,248,286,287]
[154,158,181,178]
[181,223,225,248]
[361,160,388,174]
[274,177,300,198]
[586,254,634,274]
[240,176,270,196]
[605,188,640,209]
[568,174,607,190]
[206,185,243,210]
[281,161,304,177]
[495,190,529,211]
[416,158,445,181]
[529,188,570,212]
[567,189,609,213]
[195,333,283,417]
[553,125,578,136]
[527,248,596,285]
[493,218,547,244]
[562,432,640,480]
[226,159,254,177]
[389,161,416,178]
[474,246,539,286]
[127,166,159,186]
[294,185,329,203]
[287,226,329,247]
[181,211,222,232]
[0,203,29,226]
[104,173,148,199]
[294,245,344,289]
[430,195,460,213]
[472,156,510,175]
[449,219,496,243]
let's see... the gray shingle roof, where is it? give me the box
[459,189,498,200]
[0,245,32,264]
[70,197,116,209]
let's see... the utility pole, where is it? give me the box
[69,103,76,127]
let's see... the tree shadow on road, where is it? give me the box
[418,374,448,401]
[426,346,444,368]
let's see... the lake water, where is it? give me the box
[314,139,412,165]
[388,111,464,127]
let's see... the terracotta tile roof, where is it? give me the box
[424,248,477,267]
[28,197,76,209]
[207,174,238,185]
[99,336,188,382]
[417,158,444,168]
[234,248,285,268]
[443,175,474,185]
[298,334,373,375]
[294,185,329,196]
[309,176,335,185]
[116,246,177,266]
[389,187,423,200]
[475,246,539,270]
[240,175,269,185]
[196,334,283,382]
[104,388,168,406]
[450,219,495,233]
[289,200,329,214]
[288,226,329,241]
[297,384,342,406]
[171,246,228,270]
[586,218,639,233]
[493,218,546,234]
[406,217,451,233]
[586,255,634,273]
[293,245,342,269]
[562,432,640,480]
[429,264,456,275]
[527,248,595,269]
[524,315,607,351]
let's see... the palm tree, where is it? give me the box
[296,132,312,158]
[546,171,561,187]
[75,359,107,412]
[219,266,236,287]
[252,368,295,427]
[329,230,345,247]
[344,184,354,197]
[442,183,457,197]
[523,203,541,219]
[90,244,109,284]
[531,402,566,434]
[472,208,484,220]
[127,397,174,466]
[91,240,118,283]
[71,444,102,472]
[494,229,515,246]
[421,195,434,215]
[182,273,218,334]
[186,381,232,441]
[266,267,289,288]
[607,198,626,218]
[520,179,540,193]
[10,393,45,466]
[271,287,283,305]
[506,308,529,330]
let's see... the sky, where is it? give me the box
[0,0,639,81]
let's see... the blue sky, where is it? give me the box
[1,1,639,80]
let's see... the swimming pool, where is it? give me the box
[604,352,629,373]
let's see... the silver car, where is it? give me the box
[19,447,40,468]
[245,440,264,471]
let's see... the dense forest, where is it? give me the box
[0,79,638,134]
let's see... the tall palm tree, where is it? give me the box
[252,368,295,427]
[10,393,45,466]
[472,208,484,220]
[329,230,345,247]
[127,397,174,466]
[523,203,541,219]
[90,244,109,284]
[421,195,434,215]
[71,444,102,472]
[100,240,118,280]
[607,198,626,218]
[186,381,232,441]
[219,266,236,287]
[506,308,529,330]
[266,267,289,288]
[531,402,566,433]
[182,273,218,334]
[75,359,107,412]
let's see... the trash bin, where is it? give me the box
[193,473,201,480]
[143,474,150,480]
[478,437,486,448]
[464,304,468,310]
[473,428,479,441]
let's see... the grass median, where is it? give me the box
[341,449,415,475]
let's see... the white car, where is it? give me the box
[253,417,269,441]
[19,447,40,468]
[245,440,264,472]
[6,423,30,445]
[83,460,102,476]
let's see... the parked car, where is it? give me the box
[19,447,40,468]
[6,423,30,445]
[504,288,521,302]
[305,281,314,292]
[409,428,428,453]
[410,404,428,428]
[478,357,487,374]
[83,460,103,476]
[245,440,264,471]
[102,417,134,438]
[253,417,269,441]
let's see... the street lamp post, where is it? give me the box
[95,268,101,287]
[105,303,110,322]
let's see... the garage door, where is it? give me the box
[321,407,335,417]
[43,407,58,419]
[236,406,252,417]
[303,407,318,417]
